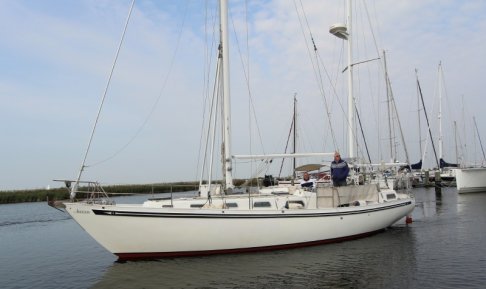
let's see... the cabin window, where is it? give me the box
[190,204,204,208]
[285,200,305,209]
[225,202,238,208]
[254,201,271,208]
[162,205,173,208]
[289,200,304,206]
[149,197,172,201]
[386,193,396,200]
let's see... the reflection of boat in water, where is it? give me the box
[55,0,414,260]
[91,225,417,289]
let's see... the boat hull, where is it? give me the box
[455,168,486,193]
[65,199,414,260]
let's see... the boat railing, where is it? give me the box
[81,182,115,205]
[54,179,115,205]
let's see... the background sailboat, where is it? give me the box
[455,117,486,193]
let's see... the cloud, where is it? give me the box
[1,0,486,190]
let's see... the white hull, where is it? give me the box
[455,168,486,193]
[65,192,414,260]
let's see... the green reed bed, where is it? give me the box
[0,182,200,204]
[0,179,258,204]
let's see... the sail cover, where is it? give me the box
[440,158,457,168]
[411,160,422,170]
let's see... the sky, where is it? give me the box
[1,0,486,191]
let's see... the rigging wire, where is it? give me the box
[199,57,222,189]
[197,1,266,185]
[440,63,460,162]
[294,0,373,163]
[311,38,339,150]
[243,0,255,184]
[351,3,374,164]
[228,4,268,184]
[229,7,265,154]
[293,0,339,153]
[384,54,410,165]
[417,74,440,168]
[278,116,295,178]
[473,117,486,165]
[361,0,385,162]
[314,46,349,153]
[88,1,190,168]
[278,95,298,179]
[363,0,411,164]
[208,66,222,192]
[239,159,273,187]
[314,42,369,162]
[455,95,466,165]
[355,108,372,163]
[73,0,136,190]
[197,1,218,186]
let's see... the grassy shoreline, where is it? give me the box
[0,182,201,204]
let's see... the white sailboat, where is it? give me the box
[436,62,458,182]
[456,167,486,193]
[57,0,415,260]
[455,117,486,193]
[415,63,457,184]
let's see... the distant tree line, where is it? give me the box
[0,179,257,204]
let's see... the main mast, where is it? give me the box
[346,0,355,158]
[219,0,234,190]
[329,0,355,158]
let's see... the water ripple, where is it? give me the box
[1,188,486,289]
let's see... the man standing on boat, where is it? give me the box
[331,151,349,187]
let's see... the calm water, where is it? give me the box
[1,188,485,289]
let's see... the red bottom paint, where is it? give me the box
[115,229,386,261]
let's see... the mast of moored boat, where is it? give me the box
[473,116,486,165]
[454,121,459,167]
[383,50,410,166]
[417,70,423,159]
[293,95,297,180]
[219,0,234,191]
[383,50,395,162]
[417,71,440,169]
[438,61,444,164]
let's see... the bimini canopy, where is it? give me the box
[295,164,326,172]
